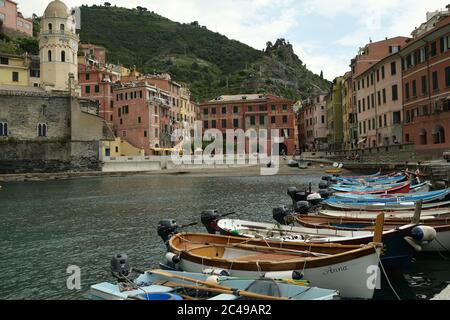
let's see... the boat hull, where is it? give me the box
[177,250,379,299]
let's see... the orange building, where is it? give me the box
[0,0,33,36]
[199,94,296,155]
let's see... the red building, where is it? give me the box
[400,11,450,155]
[112,80,173,155]
[199,94,296,155]
[78,44,119,128]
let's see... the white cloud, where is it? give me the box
[17,0,450,80]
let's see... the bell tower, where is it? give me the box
[39,0,79,94]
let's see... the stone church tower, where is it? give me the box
[39,0,79,93]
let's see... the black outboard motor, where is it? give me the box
[322,175,333,181]
[318,181,329,190]
[157,219,180,246]
[319,189,334,199]
[201,210,221,234]
[296,201,311,215]
[111,254,130,283]
[273,206,293,225]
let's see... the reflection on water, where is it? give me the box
[0,174,449,300]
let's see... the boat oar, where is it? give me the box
[149,269,289,300]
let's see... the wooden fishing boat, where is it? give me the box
[323,200,450,211]
[167,231,384,299]
[331,189,450,204]
[325,169,343,174]
[340,171,382,179]
[336,174,407,186]
[214,219,419,269]
[296,215,448,253]
[319,207,450,219]
[90,269,339,300]
[331,182,411,195]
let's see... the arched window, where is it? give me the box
[433,125,445,144]
[60,24,65,34]
[419,129,427,145]
[0,122,8,136]
[61,50,66,62]
[48,50,52,62]
[48,23,52,33]
[38,123,47,137]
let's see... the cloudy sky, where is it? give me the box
[18,0,447,80]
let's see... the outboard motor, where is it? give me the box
[111,254,131,283]
[287,187,299,200]
[322,175,333,181]
[273,206,293,225]
[296,201,311,215]
[201,210,221,234]
[318,181,329,190]
[157,219,180,246]
[307,193,322,206]
[319,189,334,199]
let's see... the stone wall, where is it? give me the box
[0,89,113,173]
[0,140,101,173]
[327,144,448,162]
[0,93,71,140]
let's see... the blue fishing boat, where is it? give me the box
[337,174,407,186]
[331,189,450,204]
[90,269,339,300]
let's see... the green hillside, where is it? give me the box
[79,5,330,101]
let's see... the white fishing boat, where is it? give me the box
[319,208,450,219]
[167,232,384,299]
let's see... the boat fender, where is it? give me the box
[411,226,437,243]
[165,252,181,264]
[264,271,303,280]
[206,276,220,284]
[404,236,423,252]
[202,269,230,276]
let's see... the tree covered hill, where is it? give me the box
[2,4,329,102]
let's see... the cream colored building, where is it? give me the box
[0,53,29,86]
[39,0,79,93]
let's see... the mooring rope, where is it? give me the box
[375,247,401,301]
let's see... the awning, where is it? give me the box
[151,148,177,152]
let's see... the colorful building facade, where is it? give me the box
[0,0,33,36]
[199,94,296,155]
[400,12,450,153]
[350,37,409,149]
[326,78,343,152]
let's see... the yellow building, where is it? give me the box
[0,53,29,86]
[101,138,145,158]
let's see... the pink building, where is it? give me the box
[351,37,409,149]
[299,95,327,151]
[112,80,173,155]
[0,0,33,36]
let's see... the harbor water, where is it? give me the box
[1,173,450,300]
